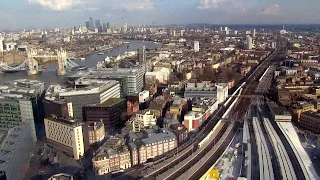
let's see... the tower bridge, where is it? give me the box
[0,48,79,76]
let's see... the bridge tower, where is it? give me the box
[56,48,67,76]
[26,49,38,76]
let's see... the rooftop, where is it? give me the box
[45,79,119,99]
[45,116,82,127]
[48,173,73,180]
[92,98,124,107]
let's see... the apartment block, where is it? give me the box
[83,121,105,151]
[300,111,320,134]
[44,116,84,160]
[130,110,158,132]
[127,128,177,164]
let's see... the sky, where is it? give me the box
[1,0,320,29]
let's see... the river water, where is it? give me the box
[0,40,162,86]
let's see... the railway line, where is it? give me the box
[143,41,286,180]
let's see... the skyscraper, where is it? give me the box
[194,41,200,52]
[85,21,90,28]
[107,22,110,29]
[95,20,101,29]
[103,22,107,31]
[123,23,128,33]
[246,35,253,50]
[89,17,94,28]
[252,29,256,38]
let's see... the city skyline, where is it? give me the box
[1,0,320,29]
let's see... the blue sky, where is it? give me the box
[1,0,320,29]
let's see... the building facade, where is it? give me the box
[299,112,320,134]
[83,121,105,151]
[131,110,158,132]
[44,116,84,160]
[45,80,120,120]
[83,98,127,129]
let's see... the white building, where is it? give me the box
[252,29,256,38]
[183,98,218,132]
[139,90,150,103]
[132,110,157,132]
[145,67,170,84]
[246,35,253,50]
[44,116,84,160]
[194,41,200,52]
[0,36,3,53]
[184,82,228,104]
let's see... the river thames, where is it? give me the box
[0,40,162,86]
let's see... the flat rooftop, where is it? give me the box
[45,79,119,98]
[89,98,124,107]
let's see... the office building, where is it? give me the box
[95,20,101,29]
[184,82,228,104]
[246,35,253,50]
[44,116,84,160]
[123,23,128,33]
[194,41,199,52]
[102,22,107,31]
[92,136,131,175]
[0,121,36,180]
[45,79,121,120]
[85,21,90,28]
[127,128,177,164]
[83,98,126,129]
[89,17,94,28]
[67,68,145,95]
[43,98,73,118]
[0,79,45,138]
[130,110,158,132]
[83,121,105,151]
[107,22,110,29]
[0,95,35,133]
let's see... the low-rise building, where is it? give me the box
[44,116,84,160]
[266,101,292,121]
[92,136,131,175]
[299,111,320,134]
[168,97,188,117]
[127,128,177,164]
[184,98,218,132]
[131,110,158,132]
[184,82,228,104]
[83,121,105,151]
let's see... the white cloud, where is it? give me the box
[261,4,280,16]
[110,0,154,11]
[198,0,226,9]
[27,0,86,11]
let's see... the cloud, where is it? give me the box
[27,0,86,11]
[261,4,280,15]
[88,7,99,12]
[110,0,154,11]
[198,0,226,9]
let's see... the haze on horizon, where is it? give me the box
[1,0,320,29]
